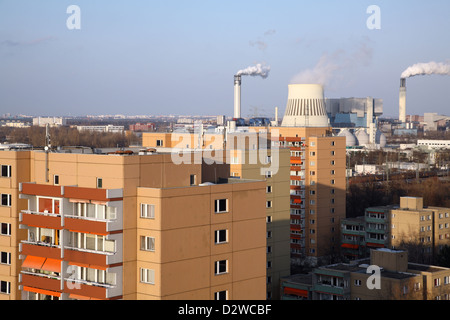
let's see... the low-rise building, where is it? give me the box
[281,248,450,300]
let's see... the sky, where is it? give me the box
[1,0,450,118]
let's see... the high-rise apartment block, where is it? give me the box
[0,149,267,300]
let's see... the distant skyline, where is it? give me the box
[1,0,450,118]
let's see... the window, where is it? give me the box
[190,174,196,186]
[156,140,163,147]
[267,231,272,239]
[331,189,335,194]
[435,278,441,287]
[266,201,272,208]
[140,204,155,219]
[310,200,315,205]
[267,261,272,269]
[331,180,335,185]
[354,279,362,286]
[214,199,228,213]
[310,190,316,195]
[265,171,272,178]
[215,290,227,300]
[1,165,11,178]
[331,141,335,146]
[310,152,316,156]
[1,252,11,265]
[331,170,335,175]
[214,260,228,275]
[310,161,315,166]
[331,151,335,156]
[266,216,272,223]
[331,160,335,166]
[0,281,10,294]
[1,194,11,207]
[266,186,272,193]
[140,268,155,284]
[444,276,449,285]
[1,223,11,236]
[267,246,272,253]
[54,175,59,185]
[140,236,155,251]
[215,230,228,244]
[331,199,335,204]
[96,178,103,189]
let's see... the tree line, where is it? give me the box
[0,126,140,148]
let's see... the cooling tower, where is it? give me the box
[281,84,330,127]
[399,78,406,123]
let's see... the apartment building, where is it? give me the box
[341,197,450,262]
[271,126,346,264]
[281,248,450,300]
[142,128,291,300]
[0,149,267,300]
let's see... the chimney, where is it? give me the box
[399,78,406,123]
[234,75,241,119]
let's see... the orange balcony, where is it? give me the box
[63,281,109,300]
[21,273,61,293]
[21,242,62,260]
[21,183,63,197]
[64,248,108,269]
[64,217,108,236]
[20,211,62,230]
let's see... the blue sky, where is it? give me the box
[1,0,450,118]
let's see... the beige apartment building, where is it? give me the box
[142,129,291,300]
[0,149,267,300]
[282,248,450,300]
[342,196,450,263]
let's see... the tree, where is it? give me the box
[436,245,450,268]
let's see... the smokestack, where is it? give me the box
[234,75,241,119]
[275,106,278,125]
[399,78,406,123]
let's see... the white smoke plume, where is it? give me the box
[401,61,450,79]
[236,63,270,79]
[290,39,373,88]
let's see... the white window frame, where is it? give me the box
[1,165,11,178]
[141,236,155,252]
[214,260,228,275]
[214,229,228,244]
[0,280,10,294]
[0,251,11,265]
[140,268,155,284]
[214,290,228,300]
[1,194,11,207]
[96,177,103,189]
[140,203,155,219]
[0,223,11,236]
[214,199,228,213]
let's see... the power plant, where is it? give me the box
[280,84,329,127]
